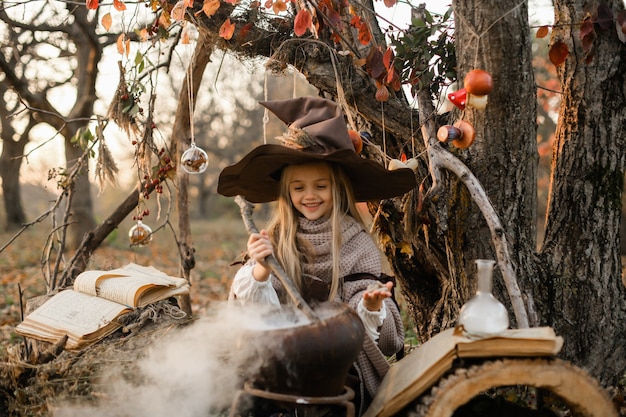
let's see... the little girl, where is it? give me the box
[217,96,416,415]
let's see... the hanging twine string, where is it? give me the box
[263,71,269,144]
[186,27,196,147]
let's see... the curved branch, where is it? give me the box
[417,90,529,329]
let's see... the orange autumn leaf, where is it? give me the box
[139,28,149,41]
[184,0,194,6]
[86,0,98,9]
[113,0,126,11]
[273,0,287,13]
[200,0,221,17]
[116,33,125,54]
[294,9,312,36]
[219,18,235,40]
[383,0,395,7]
[181,27,191,44]
[101,13,112,31]
[125,37,130,57]
[536,25,549,38]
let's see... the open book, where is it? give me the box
[363,326,564,417]
[15,263,190,350]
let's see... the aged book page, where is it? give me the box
[15,290,131,350]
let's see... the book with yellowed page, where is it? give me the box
[15,263,189,350]
[363,326,564,417]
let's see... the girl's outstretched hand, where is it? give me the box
[248,230,273,281]
[363,281,394,312]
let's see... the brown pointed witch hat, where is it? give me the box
[217,96,416,203]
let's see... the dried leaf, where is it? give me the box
[125,37,130,57]
[171,0,187,20]
[596,3,613,31]
[536,25,549,38]
[86,0,98,9]
[113,0,126,11]
[357,23,371,45]
[383,46,394,71]
[201,0,221,17]
[139,28,149,41]
[366,46,385,81]
[272,0,287,13]
[579,17,594,39]
[116,34,125,55]
[548,41,568,66]
[101,13,112,31]
[181,26,191,44]
[219,18,235,40]
[383,0,395,7]
[239,22,253,39]
[294,9,312,36]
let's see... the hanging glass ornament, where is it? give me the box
[180,143,208,174]
[129,220,153,246]
[458,259,509,337]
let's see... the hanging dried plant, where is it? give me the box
[94,121,119,193]
[106,61,140,137]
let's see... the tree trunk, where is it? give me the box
[541,0,626,385]
[0,118,29,231]
[61,5,102,251]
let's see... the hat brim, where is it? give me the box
[217,144,417,203]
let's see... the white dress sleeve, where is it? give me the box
[356,299,387,341]
[228,261,281,307]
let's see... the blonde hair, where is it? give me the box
[266,161,365,301]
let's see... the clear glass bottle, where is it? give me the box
[458,259,509,337]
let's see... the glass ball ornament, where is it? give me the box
[129,220,153,246]
[180,143,208,174]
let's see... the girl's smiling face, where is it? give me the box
[286,162,333,221]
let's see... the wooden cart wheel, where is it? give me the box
[409,358,617,417]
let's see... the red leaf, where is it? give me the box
[294,9,312,36]
[366,46,385,81]
[581,30,596,52]
[536,25,549,38]
[219,18,235,40]
[113,0,126,11]
[86,0,98,9]
[596,4,613,31]
[579,16,594,40]
[239,22,253,39]
[548,41,569,66]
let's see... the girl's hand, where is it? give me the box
[363,281,393,312]
[247,230,273,281]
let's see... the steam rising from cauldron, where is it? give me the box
[53,302,294,417]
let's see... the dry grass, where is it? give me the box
[0,218,249,358]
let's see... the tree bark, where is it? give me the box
[542,0,626,385]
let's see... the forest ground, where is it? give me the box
[1,218,624,416]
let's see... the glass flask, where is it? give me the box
[458,259,509,337]
[129,220,153,246]
[180,143,209,174]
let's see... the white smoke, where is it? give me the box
[52,302,294,417]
